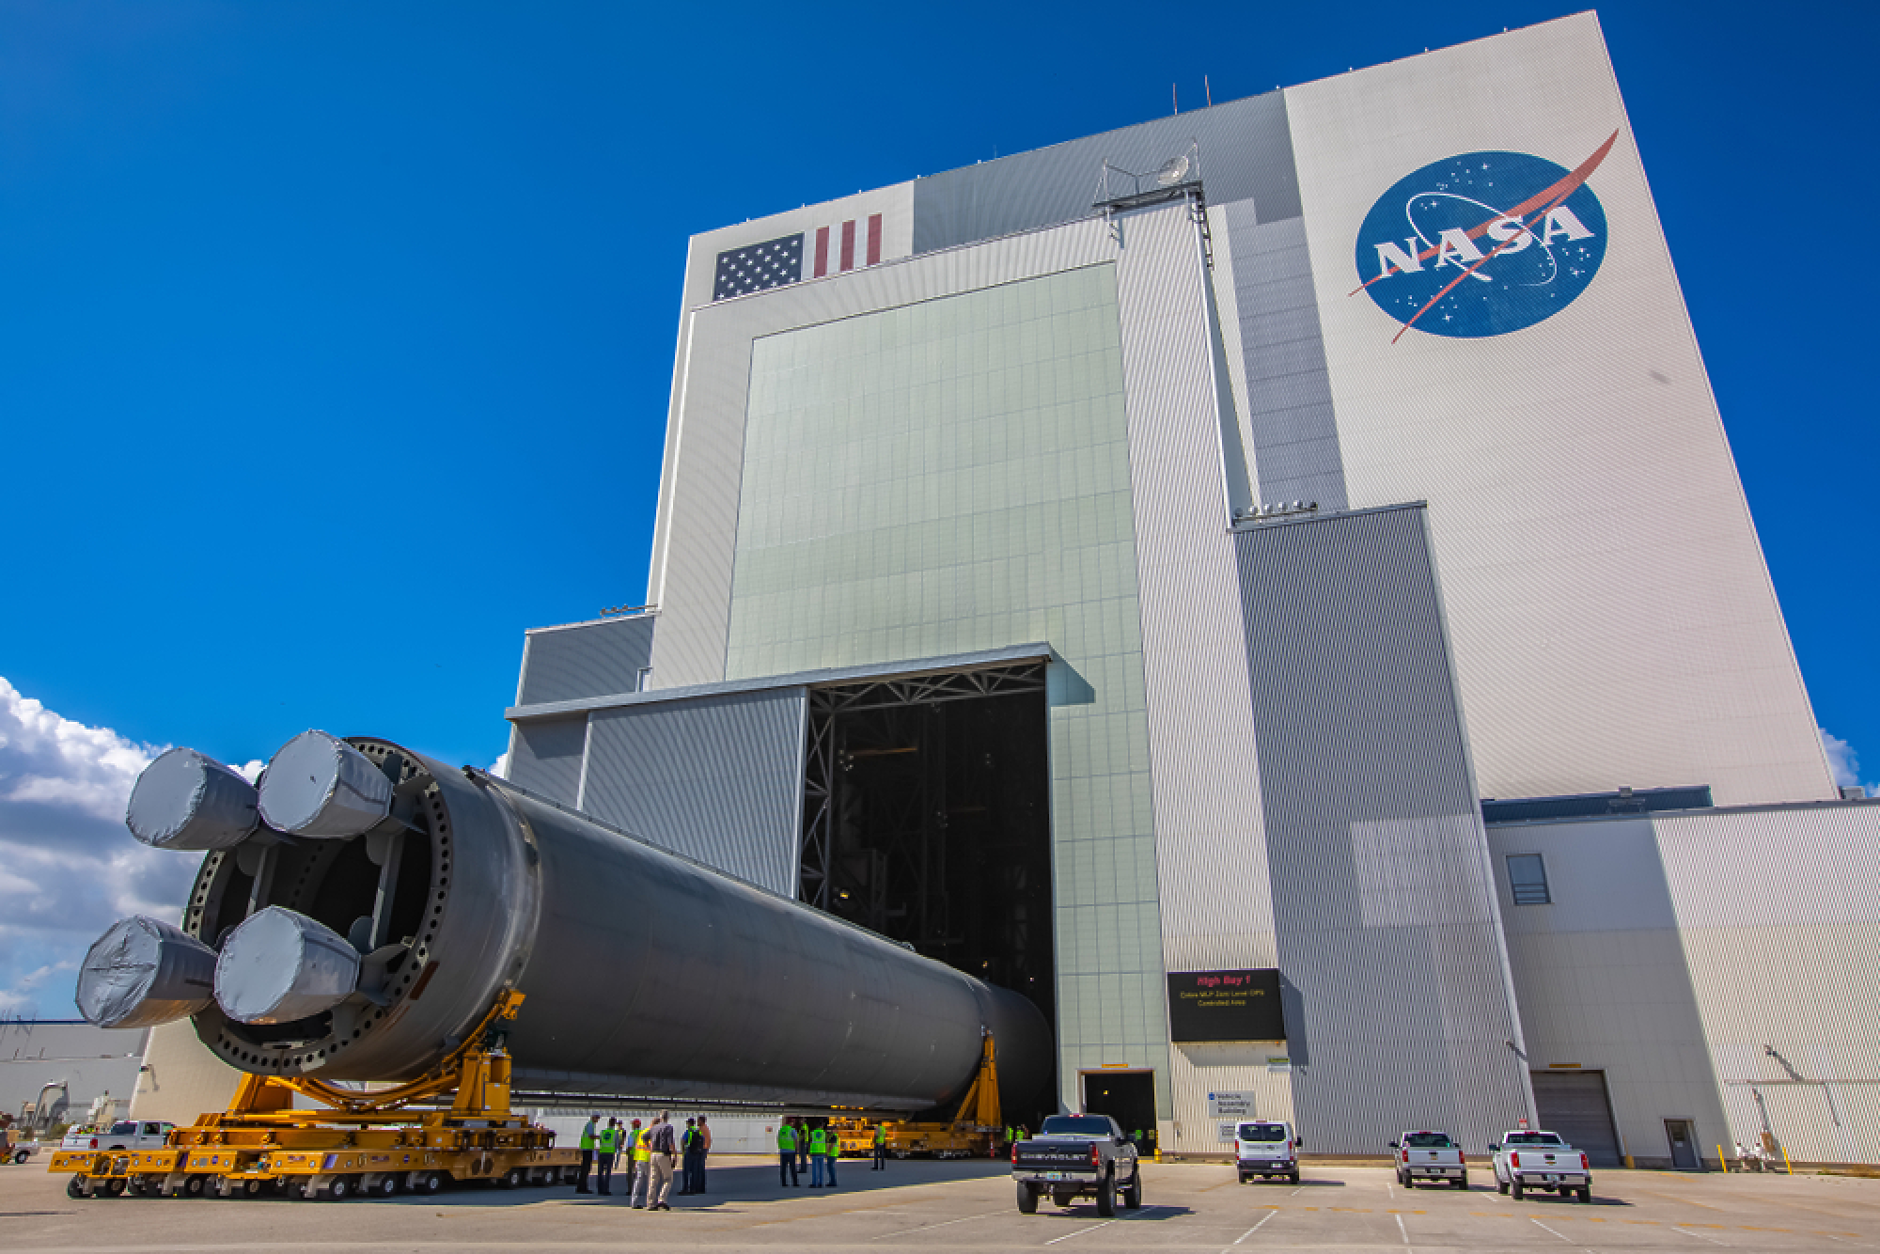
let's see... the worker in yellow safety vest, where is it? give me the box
[777,1119,800,1187]
[873,1122,888,1171]
[629,1118,655,1208]
[576,1113,599,1194]
[808,1122,828,1187]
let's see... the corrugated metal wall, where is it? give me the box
[911,91,1300,254]
[517,615,655,706]
[1488,815,1728,1167]
[1236,504,1531,1156]
[580,686,808,896]
[647,218,1117,691]
[508,715,588,809]
[1655,803,1880,1167]
[1108,198,1277,1146]
[1219,206,1345,511]
[1490,801,1880,1167]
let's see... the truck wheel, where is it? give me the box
[1123,1171,1142,1210]
[1016,1181,1038,1214]
[1496,1177,1508,1195]
[1452,1175,1468,1190]
[14,1150,30,1165]
[1238,1172,1248,1184]
[67,1176,86,1199]
[1577,1186,1591,1203]
[1095,1172,1116,1218]
[1510,1180,1524,1200]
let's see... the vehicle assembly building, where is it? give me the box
[122,13,1878,1173]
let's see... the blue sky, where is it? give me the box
[1,1,1875,1012]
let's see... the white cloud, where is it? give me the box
[1820,728,1876,797]
[490,751,509,780]
[0,678,202,1018]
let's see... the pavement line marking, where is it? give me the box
[1669,1223,1730,1245]
[869,1207,1010,1239]
[1395,1212,1410,1246]
[1815,1236,1876,1248]
[1288,1184,1307,1195]
[1531,1217,1573,1243]
[1225,1208,1278,1248]
[1044,1219,1116,1245]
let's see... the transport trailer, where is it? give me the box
[51,993,578,1200]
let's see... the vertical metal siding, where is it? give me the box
[911,92,1300,254]
[1654,804,1880,1165]
[1109,198,1277,1150]
[518,616,656,706]
[1218,206,1346,511]
[647,219,1117,691]
[1236,505,1530,1156]
[507,716,589,809]
[579,686,808,896]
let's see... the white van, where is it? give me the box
[1234,1120,1301,1184]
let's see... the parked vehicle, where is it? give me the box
[1490,1129,1591,1202]
[1235,1120,1302,1184]
[1391,1130,1466,1188]
[1011,1113,1142,1216]
[3,1126,40,1165]
[58,1121,175,1153]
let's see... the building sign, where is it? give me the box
[1352,132,1616,341]
[1167,969,1284,1042]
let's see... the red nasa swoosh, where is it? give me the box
[1347,130,1619,343]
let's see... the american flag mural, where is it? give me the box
[711,213,886,301]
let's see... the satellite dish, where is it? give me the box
[1155,155,1191,187]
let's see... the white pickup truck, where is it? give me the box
[1490,1129,1591,1202]
[59,1120,175,1153]
[1390,1130,1466,1188]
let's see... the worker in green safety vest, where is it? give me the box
[777,1118,800,1187]
[596,1121,619,1195]
[822,1120,840,1188]
[873,1121,888,1171]
[808,1121,828,1187]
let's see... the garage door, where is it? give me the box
[1531,1070,1623,1167]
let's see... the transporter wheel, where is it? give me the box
[503,1167,526,1188]
[284,1180,308,1200]
[326,1177,352,1202]
[372,1175,399,1198]
[1095,1172,1116,1218]
[416,1171,444,1195]
[66,1176,86,1199]
[106,1177,129,1197]
[1123,1171,1142,1210]
[183,1175,207,1198]
[1016,1181,1038,1214]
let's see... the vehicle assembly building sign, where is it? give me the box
[1167,969,1285,1042]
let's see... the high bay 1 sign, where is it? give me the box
[1166,969,1284,1042]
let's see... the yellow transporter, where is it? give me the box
[50,993,578,1200]
[851,1035,1004,1160]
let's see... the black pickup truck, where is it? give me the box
[1011,1114,1142,1216]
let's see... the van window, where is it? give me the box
[1238,1123,1289,1142]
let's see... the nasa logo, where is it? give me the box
[1352,132,1617,341]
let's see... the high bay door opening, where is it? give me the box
[799,660,1054,1121]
